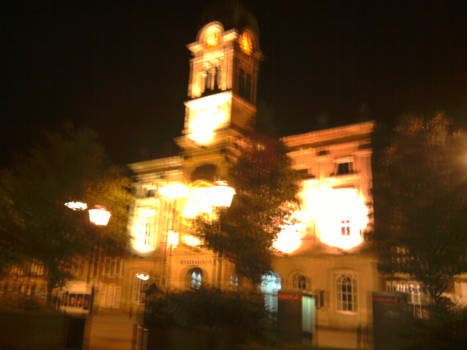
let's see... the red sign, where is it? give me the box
[278,293,301,300]
[373,296,401,304]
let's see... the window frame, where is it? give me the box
[334,156,355,176]
[187,267,203,290]
[336,273,358,313]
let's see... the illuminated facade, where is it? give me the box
[121,18,380,349]
[3,8,465,350]
[272,122,378,349]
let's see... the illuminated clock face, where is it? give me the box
[239,32,253,55]
[204,27,220,47]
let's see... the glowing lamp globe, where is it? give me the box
[182,235,201,247]
[209,185,235,208]
[88,206,111,226]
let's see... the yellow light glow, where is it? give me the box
[204,27,220,47]
[182,235,201,247]
[189,128,215,145]
[239,32,252,55]
[136,273,149,281]
[181,183,235,218]
[132,241,154,253]
[208,184,235,207]
[273,182,369,253]
[182,201,202,219]
[64,201,87,211]
[158,183,189,199]
[182,187,214,218]
[273,225,303,253]
[167,231,179,247]
[313,187,368,250]
[131,209,155,253]
[192,83,201,97]
[88,206,111,226]
[187,93,230,145]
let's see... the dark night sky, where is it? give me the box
[3,0,467,166]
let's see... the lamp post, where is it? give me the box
[64,202,111,302]
[87,205,111,313]
[208,183,235,289]
[158,183,188,290]
[65,202,110,350]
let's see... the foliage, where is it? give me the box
[0,127,131,295]
[144,288,265,348]
[192,133,302,283]
[372,113,467,306]
[401,306,467,350]
[0,294,50,313]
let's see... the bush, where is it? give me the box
[144,288,266,346]
[403,307,467,350]
[0,294,51,313]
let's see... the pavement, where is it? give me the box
[84,311,354,350]
[86,310,139,350]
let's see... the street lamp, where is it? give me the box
[86,205,111,314]
[208,183,236,208]
[88,205,111,226]
[64,202,111,348]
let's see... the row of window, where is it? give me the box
[386,280,427,319]
[0,281,47,298]
[103,258,124,278]
[298,159,355,178]
[194,65,253,103]
[182,268,358,313]
[9,261,45,277]
[291,273,358,312]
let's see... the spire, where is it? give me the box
[199,0,259,36]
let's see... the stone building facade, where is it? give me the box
[122,19,379,349]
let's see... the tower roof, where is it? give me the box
[199,0,259,36]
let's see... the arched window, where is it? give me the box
[190,163,217,183]
[293,274,308,290]
[187,268,202,290]
[336,274,357,312]
[260,272,282,314]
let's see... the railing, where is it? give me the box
[132,323,149,350]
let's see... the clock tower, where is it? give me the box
[176,17,262,181]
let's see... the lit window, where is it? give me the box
[134,277,148,304]
[230,275,239,291]
[337,274,357,312]
[139,212,154,246]
[30,261,44,276]
[187,268,202,290]
[341,219,351,236]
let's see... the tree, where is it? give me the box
[0,127,131,298]
[192,132,302,284]
[372,113,467,308]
